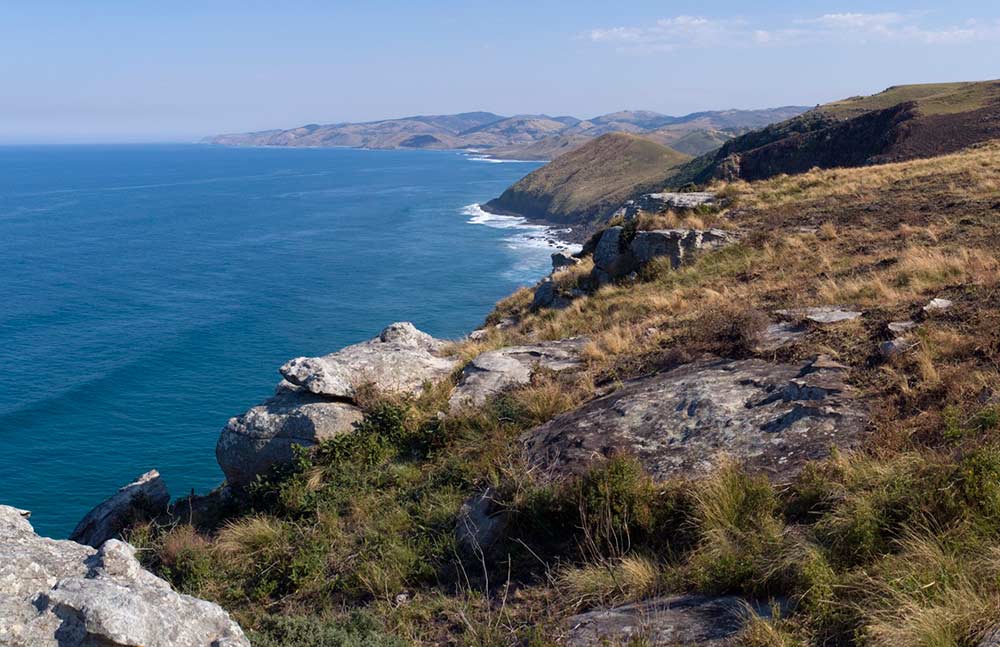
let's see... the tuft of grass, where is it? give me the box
[555,555,663,611]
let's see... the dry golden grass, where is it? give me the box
[555,555,663,611]
[716,141,1000,209]
[214,515,291,561]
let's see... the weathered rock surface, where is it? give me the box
[70,470,169,548]
[613,192,718,220]
[879,337,918,358]
[759,322,808,351]
[455,489,508,554]
[280,322,457,399]
[551,251,581,271]
[776,306,863,325]
[217,389,364,487]
[888,320,917,334]
[924,297,954,313]
[0,505,249,647]
[521,357,866,483]
[565,594,775,646]
[592,226,636,278]
[590,226,734,283]
[449,338,587,411]
[630,228,731,269]
[978,625,1000,647]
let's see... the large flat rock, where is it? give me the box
[216,388,364,487]
[0,506,249,647]
[565,595,775,646]
[280,322,457,399]
[521,357,866,483]
[449,338,588,411]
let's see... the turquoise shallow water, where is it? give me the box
[0,144,549,537]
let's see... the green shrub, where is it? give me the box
[250,612,407,647]
[957,446,1000,522]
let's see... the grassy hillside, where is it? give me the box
[483,133,691,232]
[674,79,1000,186]
[128,140,1000,647]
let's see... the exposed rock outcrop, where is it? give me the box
[217,388,364,487]
[565,595,778,646]
[0,505,249,647]
[551,251,581,271]
[776,306,863,325]
[612,191,717,220]
[590,226,734,285]
[924,297,954,313]
[70,470,170,548]
[280,322,457,399]
[521,356,866,483]
[449,338,587,411]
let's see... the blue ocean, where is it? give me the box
[0,144,552,538]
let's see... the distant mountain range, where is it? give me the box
[205,106,810,159]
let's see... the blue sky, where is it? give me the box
[2,1,999,142]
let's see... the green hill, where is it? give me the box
[483,133,690,232]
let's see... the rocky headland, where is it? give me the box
[6,80,1000,646]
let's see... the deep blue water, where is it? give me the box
[0,144,548,538]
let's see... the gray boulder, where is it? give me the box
[551,251,581,271]
[630,228,731,269]
[70,470,170,548]
[280,322,457,399]
[531,277,571,311]
[776,306,863,325]
[521,357,866,483]
[455,489,508,554]
[449,338,587,411]
[565,595,775,646]
[924,297,954,313]
[216,389,364,487]
[0,505,249,647]
[591,227,733,283]
[592,227,636,278]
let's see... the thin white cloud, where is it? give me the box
[588,12,1000,53]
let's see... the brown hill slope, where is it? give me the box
[674,80,1000,185]
[483,133,690,231]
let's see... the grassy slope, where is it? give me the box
[131,142,1000,646]
[819,81,995,117]
[673,79,1000,187]
[484,133,691,228]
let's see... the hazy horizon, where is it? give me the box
[3,1,999,144]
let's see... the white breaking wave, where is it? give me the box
[462,203,581,265]
[463,154,543,164]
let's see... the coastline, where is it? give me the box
[475,199,596,245]
[462,203,582,255]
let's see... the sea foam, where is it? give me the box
[462,204,580,255]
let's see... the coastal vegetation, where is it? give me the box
[125,137,1000,645]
